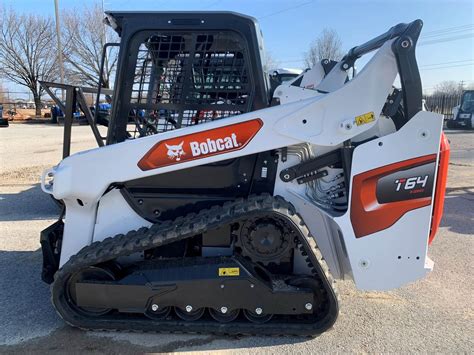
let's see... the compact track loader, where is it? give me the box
[40,12,450,336]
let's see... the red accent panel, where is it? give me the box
[351,155,437,238]
[429,133,450,244]
[138,119,263,171]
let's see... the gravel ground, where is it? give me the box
[0,124,472,354]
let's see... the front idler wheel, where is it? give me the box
[66,265,116,317]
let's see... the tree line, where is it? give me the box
[8,4,468,118]
[0,4,117,116]
[1,3,350,117]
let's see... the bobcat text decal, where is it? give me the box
[138,119,263,170]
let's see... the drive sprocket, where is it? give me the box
[235,217,295,265]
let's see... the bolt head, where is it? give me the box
[185,305,193,313]
[250,284,255,288]
[305,303,313,311]
[283,174,290,180]
[220,284,225,289]
[151,304,159,312]
[255,307,263,315]
[220,306,228,314]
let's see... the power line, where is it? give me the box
[274,26,473,66]
[422,23,474,36]
[419,33,474,46]
[425,80,474,89]
[278,57,474,67]
[258,0,314,20]
[422,27,474,39]
[420,63,474,71]
[421,59,474,67]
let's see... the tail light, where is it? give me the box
[429,133,450,244]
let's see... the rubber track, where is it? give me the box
[51,194,339,336]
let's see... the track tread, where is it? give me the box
[51,194,339,337]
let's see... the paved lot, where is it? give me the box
[0,124,472,353]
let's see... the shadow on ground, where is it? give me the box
[0,248,308,352]
[0,249,62,346]
[0,184,60,222]
[440,186,474,235]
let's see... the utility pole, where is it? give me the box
[102,0,107,43]
[54,0,65,101]
[101,0,107,89]
[459,80,465,92]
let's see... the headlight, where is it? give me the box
[459,113,472,119]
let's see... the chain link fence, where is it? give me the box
[423,93,463,120]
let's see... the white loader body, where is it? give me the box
[42,40,444,291]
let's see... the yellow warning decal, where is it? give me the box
[355,112,375,126]
[218,267,240,276]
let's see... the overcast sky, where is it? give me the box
[3,0,473,99]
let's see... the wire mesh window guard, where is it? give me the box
[127,31,252,139]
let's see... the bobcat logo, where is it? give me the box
[165,142,185,161]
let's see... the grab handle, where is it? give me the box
[41,168,56,195]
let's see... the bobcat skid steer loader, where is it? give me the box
[40,12,450,336]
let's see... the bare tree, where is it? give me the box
[0,9,58,116]
[263,51,280,73]
[304,28,343,67]
[0,82,5,103]
[62,4,118,88]
[433,80,464,96]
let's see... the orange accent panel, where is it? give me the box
[138,119,263,171]
[429,133,450,244]
[351,155,437,238]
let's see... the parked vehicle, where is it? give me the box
[447,90,474,129]
[0,104,7,127]
[50,105,83,123]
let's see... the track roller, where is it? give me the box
[145,304,172,320]
[209,308,240,323]
[175,306,205,321]
[243,308,273,323]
